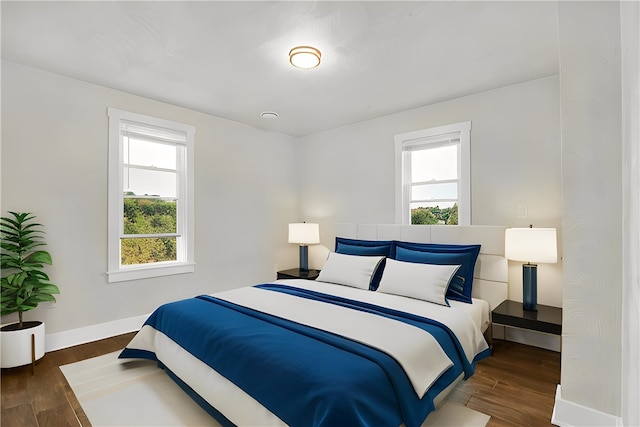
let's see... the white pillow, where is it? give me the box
[377,259,461,306]
[317,252,385,290]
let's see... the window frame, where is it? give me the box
[107,107,195,282]
[394,121,471,225]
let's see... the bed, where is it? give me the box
[120,224,508,427]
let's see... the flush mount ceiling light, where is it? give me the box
[289,46,321,69]
[260,111,279,119]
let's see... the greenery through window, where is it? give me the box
[122,197,177,265]
[412,204,458,225]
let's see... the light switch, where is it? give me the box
[517,205,528,218]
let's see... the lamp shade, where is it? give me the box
[288,223,320,245]
[505,228,557,263]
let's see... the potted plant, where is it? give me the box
[1,212,60,368]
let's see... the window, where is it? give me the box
[107,108,195,282]
[395,121,471,225]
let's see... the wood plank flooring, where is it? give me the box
[451,340,561,426]
[1,336,560,427]
[1,332,136,427]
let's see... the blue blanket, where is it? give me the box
[120,284,489,427]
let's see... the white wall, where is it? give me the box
[0,61,300,336]
[555,0,623,422]
[620,1,640,424]
[298,76,564,308]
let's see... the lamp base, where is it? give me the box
[523,263,538,311]
[299,245,309,272]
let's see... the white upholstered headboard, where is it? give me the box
[334,224,508,310]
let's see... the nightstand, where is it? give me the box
[276,268,320,280]
[492,300,562,336]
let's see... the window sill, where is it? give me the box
[107,262,195,283]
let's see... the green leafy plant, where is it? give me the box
[1,212,60,329]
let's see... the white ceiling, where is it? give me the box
[1,1,559,137]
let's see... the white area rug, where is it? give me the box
[61,351,490,427]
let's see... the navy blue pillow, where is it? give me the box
[394,243,481,304]
[335,238,394,257]
[335,238,393,290]
[336,242,391,257]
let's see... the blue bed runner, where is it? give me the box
[120,284,489,427]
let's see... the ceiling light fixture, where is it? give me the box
[289,46,321,69]
[260,111,279,119]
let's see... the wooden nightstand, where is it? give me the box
[276,268,320,280]
[492,300,562,336]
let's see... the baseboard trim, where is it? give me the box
[45,314,149,352]
[552,385,623,426]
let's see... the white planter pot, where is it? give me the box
[0,321,45,368]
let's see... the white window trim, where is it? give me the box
[394,121,471,225]
[107,107,195,282]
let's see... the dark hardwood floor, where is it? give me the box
[1,336,559,427]
[451,340,561,426]
[1,332,136,427]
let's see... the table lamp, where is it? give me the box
[288,223,320,272]
[505,226,557,311]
